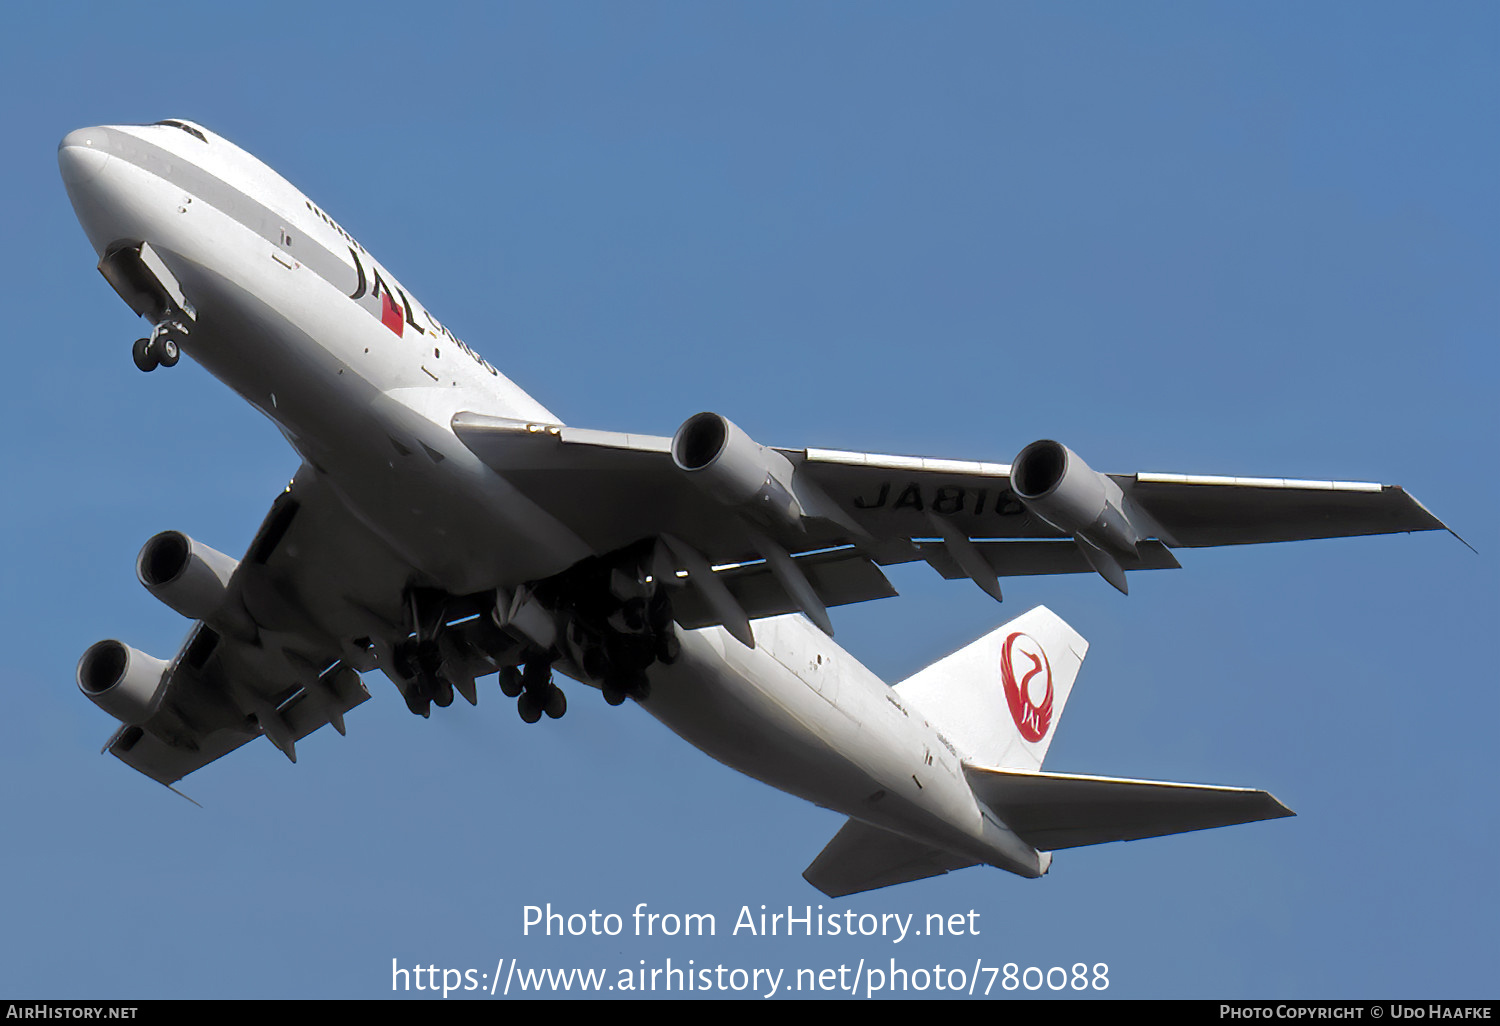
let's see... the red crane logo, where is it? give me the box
[1001,632,1054,743]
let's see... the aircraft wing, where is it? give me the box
[91,466,426,787]
[452,412,1450,611]
[795,452,1446,547]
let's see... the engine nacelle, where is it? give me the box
[671,412,804,529]
[136,530,239,622]
[77,640,169,725]
[1011,440,1141,554]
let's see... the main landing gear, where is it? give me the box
[390,587,571,726]
[391,589,485,720]
[390,539,686,729]
[132,317,187,372]
[502,659,566,724]
[519,541,681,711]
[392,637,452,718]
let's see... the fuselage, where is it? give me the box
[59,121,1045,880]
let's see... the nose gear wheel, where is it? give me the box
[131,314,189,373]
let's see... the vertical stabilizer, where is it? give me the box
[894,605,1087,771]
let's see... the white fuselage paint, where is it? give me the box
[59,122,1044,880]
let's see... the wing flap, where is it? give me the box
[916,538,1181,581]
[108,627,374,786]
[669,548,898,629]
[964,765,1294,851]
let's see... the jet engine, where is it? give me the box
[76,639,169,725]
[136,530,239,622]
[1011,440,1142,555]
[671,412,804,529]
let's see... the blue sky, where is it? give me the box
[3,2,1495,1000]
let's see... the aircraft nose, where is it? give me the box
[58,127,111,187]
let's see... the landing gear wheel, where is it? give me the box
[132,338,159,373]
[416,639,443,675]
[517,691,543,724]
[655,632,681,666]
[611,672,649,703]
[620,599,646,632]
[404,689,432,719]
[157,336,181,367]
[431,675,454,708]
[544,684,566,719]
[498,666,523,698]
[580,646,608,681]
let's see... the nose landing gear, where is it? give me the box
[131,318,187,372]
[95,241,195,373]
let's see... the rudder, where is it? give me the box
[894,605,1087,771]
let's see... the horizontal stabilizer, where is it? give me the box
[804,818,977,898]
[965,765,1293,851]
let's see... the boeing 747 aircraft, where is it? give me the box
[59,120,1449,895]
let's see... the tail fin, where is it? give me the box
[894,605,1087,771]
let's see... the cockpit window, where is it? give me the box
[154,120,207,143]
